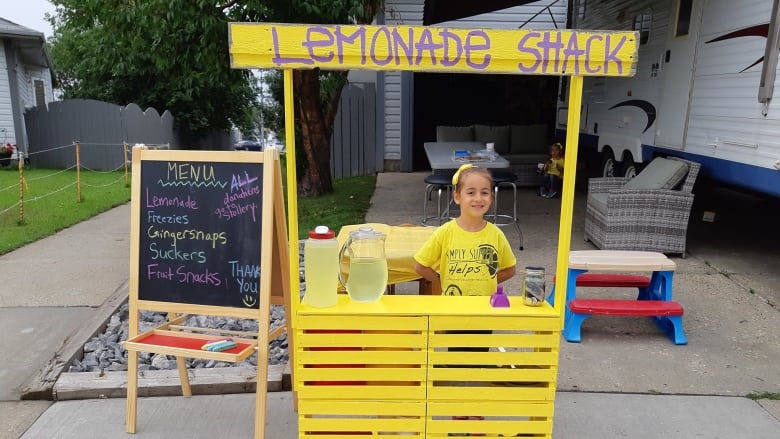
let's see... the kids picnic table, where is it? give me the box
[553,250,687,345]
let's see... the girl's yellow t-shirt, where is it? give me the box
[414,220,516,296]
[547,157,564,177]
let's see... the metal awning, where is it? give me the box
[423,0,538,25]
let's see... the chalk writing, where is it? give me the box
[145,263,223,286]
[137,159,264,308]
[146,226,227,248]
[229,23,638,77]
[146,189,199,209]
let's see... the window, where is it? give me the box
[633,12,652,45]
[675,0,692,37]
[577,0,587,20]
[34,80,45,107]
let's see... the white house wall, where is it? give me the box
[382,0,568,163]
[0,41,15,145]
[383,0,423,161]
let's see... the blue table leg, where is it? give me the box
[640,270,674,301]
[644,270,685,344]
[560,268,587,342]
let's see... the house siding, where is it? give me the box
[382,0,569,164]
[383,0,424,162]
[0,40,15,144]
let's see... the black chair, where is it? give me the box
[490,170,523,250]
[422,171,454,226]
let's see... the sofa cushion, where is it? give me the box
[474,124,511,153]
[624,157,689,190]
[437,125,475,142]
[587,192,609,215]
[502,153,549,165]
[510,124,548,154]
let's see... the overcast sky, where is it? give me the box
[3,0,56,38]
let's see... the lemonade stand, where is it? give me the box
[230,23,636,438]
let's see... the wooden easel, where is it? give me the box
[124,148,291,439]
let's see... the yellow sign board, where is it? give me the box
[229,23,637,77]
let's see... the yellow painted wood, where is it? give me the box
[297,314,428,331]
[298,331,426,348]
[299,385,428,401]
[299,400,425,416]
[229,23,637,77]
[428,400,554,417]
[299,350,428,366]
[282,69,300,325]
[300,416,425,431]
[428,366,557,383]
[298,295,559,317]
[427,332,559,348]
[427,400,554,437]
[297,367,426,382]
[296,307,561,436]
[554,74,584,321]
[428,385,555,402]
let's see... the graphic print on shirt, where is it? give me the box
[443,244,499,296]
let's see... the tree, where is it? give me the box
[257,0,382,196]
[49,0,382,195]
[49,0,262,139]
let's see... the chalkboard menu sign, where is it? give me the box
[137,158,264,309]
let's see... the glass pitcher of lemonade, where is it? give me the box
[338,226,388,302]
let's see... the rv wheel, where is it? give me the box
[600,149,616,177]
[621,156,638,179]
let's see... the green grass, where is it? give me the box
[0,164,376,254]
[294,174,376,239]
[0,167,131,254]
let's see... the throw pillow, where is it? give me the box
[474,125,511,153]
[624,157,689,190]
[436,125,475,142]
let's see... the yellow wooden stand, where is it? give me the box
[297,296,558,437]
[229,22,637,438]
[124,148,291,439]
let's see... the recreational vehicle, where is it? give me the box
[559,0,780,197]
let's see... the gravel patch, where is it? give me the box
[69,245,306,373]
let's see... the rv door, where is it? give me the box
[758,0,780,113]
[654,0,703,150]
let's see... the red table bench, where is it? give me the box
[566,299,686,344]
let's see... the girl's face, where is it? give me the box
[551,146,562,158]
[453,173,492,219]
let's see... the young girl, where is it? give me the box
[540,142,564,198]
[414,164,516,296]
[414,164,517,434]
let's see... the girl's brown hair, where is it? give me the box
[451,164,493,192]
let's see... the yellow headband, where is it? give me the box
[452,164,474,185]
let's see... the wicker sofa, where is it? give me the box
[434,124,549,186]
[583,156,701,258]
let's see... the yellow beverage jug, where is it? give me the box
[338,226,388,302]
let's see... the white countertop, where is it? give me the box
[424,142,511,169]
